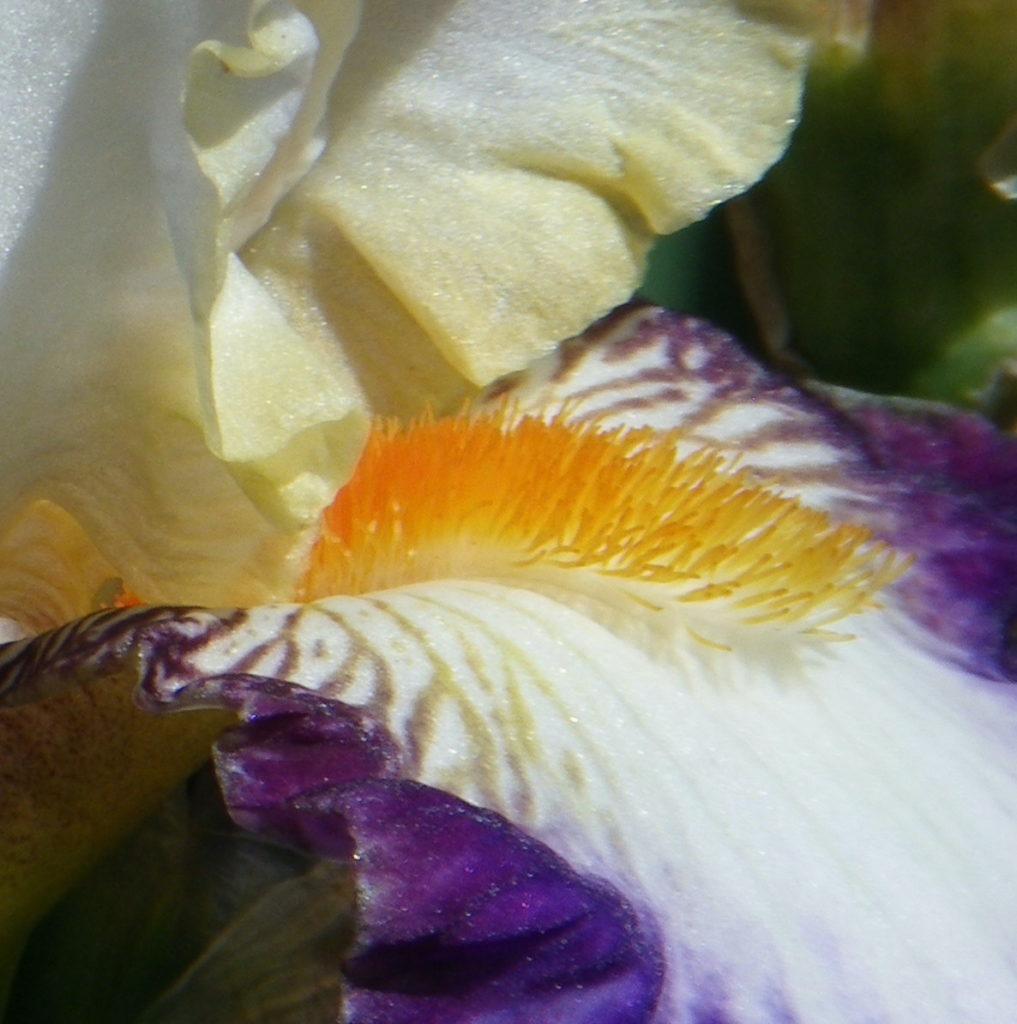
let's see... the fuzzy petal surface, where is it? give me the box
[494,305,1017,679]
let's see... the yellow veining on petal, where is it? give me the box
[300,407,905,631]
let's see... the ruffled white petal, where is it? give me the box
[151,582,1017,1023]
[185,0,368,519]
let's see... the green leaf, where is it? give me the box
[749,0,1017,408]
[6,771,338,1024]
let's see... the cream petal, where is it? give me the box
[143,583,1017,1023]
[185,0,331,233]
[0,2,814,604]
[202,255,369,523]
[185,1,369,519]
[0,0,357,614]
[0,502,119,634]
[241,0,817,394]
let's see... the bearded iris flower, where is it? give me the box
[0,0,815,951]
[4,306,1017,1022]
[3,2,1017,1023]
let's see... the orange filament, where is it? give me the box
[300,406,904,629]
[112,587,143,610]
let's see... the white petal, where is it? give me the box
[488,307,1017,681]
[153,584,1017,1023]
[492,306,874,512]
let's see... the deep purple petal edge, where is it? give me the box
[151,673,664,1024]
[821,392,1017,680]
[336,780,663,1024]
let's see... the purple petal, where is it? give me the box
[820,391,1017,680]
[495,303,1017,680]
[155,672,664,1023]
[338,781,663,1024]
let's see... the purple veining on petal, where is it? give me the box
[498,303,1017,681]
[148,670,664,1023]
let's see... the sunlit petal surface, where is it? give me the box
[135,594,1017,1021]
[240,0,817,403]
[114,310,1017,1022]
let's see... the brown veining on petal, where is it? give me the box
[310,605,396,714]
[0,607,179,708]
[0,609,228,944]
